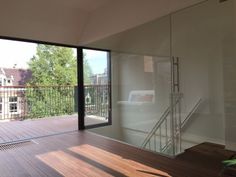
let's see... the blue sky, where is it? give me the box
[0,39,107,74]
[83,49,107,74]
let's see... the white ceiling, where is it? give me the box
[0,0,112,12]
[81,0,206,44]
[50,0,112,12]
[0,0,205,45]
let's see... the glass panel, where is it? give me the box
[86,0,236,155]
[115,53,172,154]
[83,49,110,127]
[171,0,225,153]
[221,0,236,152]
[86,15,173,156]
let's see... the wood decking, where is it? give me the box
[0,114,106,144]
[0,130,234,177]
[0,115,78,144]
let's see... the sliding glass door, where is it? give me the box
[82,49,111,128]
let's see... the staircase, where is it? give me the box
[177,142,236,177]
[141,98,202,156]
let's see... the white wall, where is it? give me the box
[86,15,171,57]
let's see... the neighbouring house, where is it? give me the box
[89,68,108,85]
[0,68,32,120]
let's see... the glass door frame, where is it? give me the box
[77,47,112,130]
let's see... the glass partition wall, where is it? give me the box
[170,0,225,155]
[88,15,175,156]
[87,0,234,157]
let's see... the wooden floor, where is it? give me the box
[0,131,234,177]
[0,115,106,144]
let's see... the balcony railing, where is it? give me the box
[85,85,109,119]
[0,85,109,121]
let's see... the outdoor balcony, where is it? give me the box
[0,85,109,144]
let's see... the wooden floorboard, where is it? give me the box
[0,131,233,177]
[0,116,234,177]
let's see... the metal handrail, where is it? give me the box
[141,106,170,148]
[141,96,181,148]
[181,98,202,129]
[161,98,202,153]
[142,97,202,154]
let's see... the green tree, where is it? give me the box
[83,55,92,85]
[26,44,92,119]
[28,44,77,86]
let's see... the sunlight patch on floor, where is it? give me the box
[36,150,113,177]
[69,144,171,177]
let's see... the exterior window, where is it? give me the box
[9,97,18,113]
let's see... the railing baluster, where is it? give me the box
[154,134,156,151]
[159,126,162,151]
[165,118,168,147]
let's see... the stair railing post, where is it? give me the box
[170,56,176,156]
[170,92,175,156]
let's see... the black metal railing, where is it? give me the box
[0,85,109,121]
[84,85,109,119]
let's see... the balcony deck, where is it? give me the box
[0,115,106,144]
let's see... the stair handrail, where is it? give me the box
[181,98,202,129]
[160,98,202,153]
[141,106,170,148]
[141,96,181,148]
